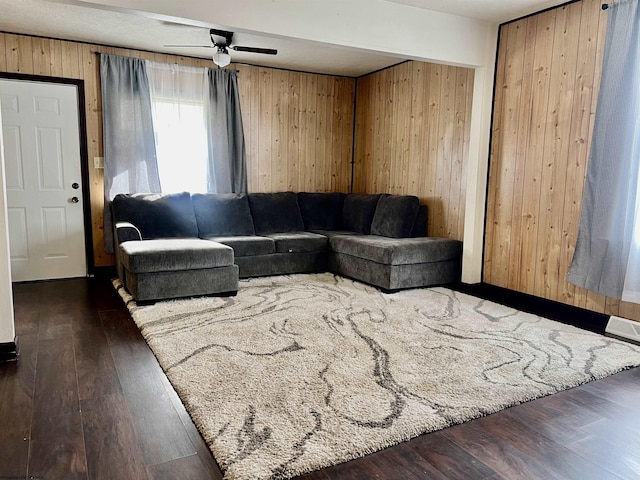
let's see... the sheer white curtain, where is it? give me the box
[568,0,640,303]
[146,61,209,194]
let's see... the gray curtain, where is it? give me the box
[206,69,247,193]
[100,54,160,253]
[567,0,640,299]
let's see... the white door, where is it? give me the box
[0,79,86,281]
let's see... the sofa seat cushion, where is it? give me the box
[248,192,305,234]
[120,239,234,273]
[309,230,361,239]
[265,232,329,253]
[192,193,255,236]
[111,192,198,239]
[203,235,275,257]
[371,195,420,238]
[330,235,462,266]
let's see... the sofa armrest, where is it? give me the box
[115,222,142,244]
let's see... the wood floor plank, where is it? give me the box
[157,370,224,479]
[477,408,625,480]
[407,432,498,479]
[100,308,155,361]
[147,454,216,480]
[443,416,567,480]
[566,435,640,479]
[114,353,196,466]
[74,325,122,401]
[29,412,88,480]
[0,333,37,478]
[32,336,79,423]
[82,393,150,480]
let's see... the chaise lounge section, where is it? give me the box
[111,191,462,301]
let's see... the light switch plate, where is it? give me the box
[94,156,104,169]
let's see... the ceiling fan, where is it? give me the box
[164,29,278,68]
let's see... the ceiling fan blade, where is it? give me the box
[164,44,215,48]
[231,46,278,55]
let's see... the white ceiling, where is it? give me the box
[0,0,568,77]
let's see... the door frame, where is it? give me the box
[0,72,94,277]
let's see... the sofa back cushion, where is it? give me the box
[248,192,305,234]
[370,195,420,238]
[192,193,255,237]
[412,204,428,237]
[111,192,198,239]
[341,194,382,234]
[297,192,346,230]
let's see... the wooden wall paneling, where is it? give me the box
[390,65,401,194]
[286,70,299,191]
[352,76,367,193]
[305,74,318,192]
[483,27,507,285]
[352,60,472,240]
[425,63,441,237]
[450,67,467,239]
[408,62,425,197]
[324,76,335,191]
[342,78,355,193]
[272,69,286,192]
[516,11,555,294]
[460,68,474,238]
[248,65,262,194]
[324,75,336,192]
[399,63,411,195]
[486,0,640,322]
[315,75,327,191]
[383,68,394,192]
[533,3,582,301]
[371,69,385,193]
[81,45,106,265]
[0,34,6,71]
[49,39,64,78]
[507,18,537,290]
[491,21,527,289]
[61,41,81,79]
[559,0,601,307]
[5,34,22,73]
[258,67,272,192]
[31,37,50,76]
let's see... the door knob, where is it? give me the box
[72,182,79,189]
[71,196,79,203]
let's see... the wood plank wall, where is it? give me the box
[0,32,355,267]
[353,61,474,240]
[485,0,640,322]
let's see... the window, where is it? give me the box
[147,61,209,194]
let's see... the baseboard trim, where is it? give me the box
[452,283,609,335]
[91,266,117,279]
[0,337,19,362]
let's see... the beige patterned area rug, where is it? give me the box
[114,273,640,480]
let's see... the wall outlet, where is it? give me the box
[94,156,104,169]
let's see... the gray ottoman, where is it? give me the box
[119,239,238,302]
[329,235,462,291]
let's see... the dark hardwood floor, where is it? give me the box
[2,277,640,480]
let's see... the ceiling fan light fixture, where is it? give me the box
[212,48,231,67]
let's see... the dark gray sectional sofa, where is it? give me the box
[111,191,462,302]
